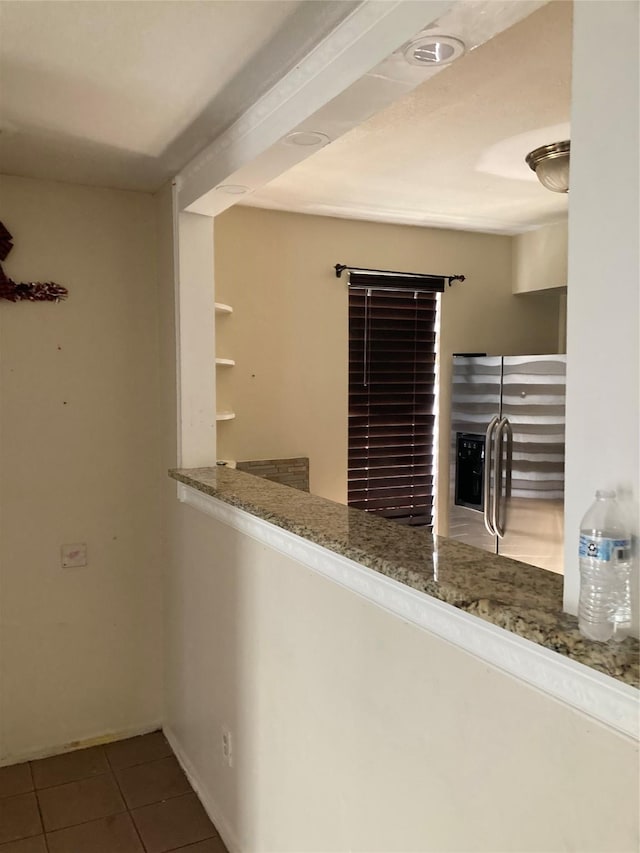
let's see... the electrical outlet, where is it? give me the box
[61,543,87,568]
[222,728,233,767]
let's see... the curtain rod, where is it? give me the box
[334,264,465,286]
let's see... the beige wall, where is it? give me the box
[214,206,561,530]
[0,175,163,763]
[164,504,639,853]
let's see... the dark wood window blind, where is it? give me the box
[348,275,442,527]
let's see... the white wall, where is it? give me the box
[513,220,568,294]
[176,209,217,467]
[0,175,163,763]
[563,0,639,627]
[164,504,639,853]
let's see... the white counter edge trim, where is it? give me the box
[177,482,639,740]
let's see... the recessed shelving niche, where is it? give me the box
[215,301,235,425]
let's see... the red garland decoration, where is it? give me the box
[0,220,68,302]
[0,221,13,261]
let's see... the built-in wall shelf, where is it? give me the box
[216,303,234,432]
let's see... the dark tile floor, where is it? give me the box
[0,732,229,853]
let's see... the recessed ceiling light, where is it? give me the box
[283,131,330,148]
[403,35,465,67]
[215,184,251,195]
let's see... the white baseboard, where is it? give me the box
[164,724,240,853]
[0,720,163,768]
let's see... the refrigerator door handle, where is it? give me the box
[483,416,500,535]
[493,417,512,539]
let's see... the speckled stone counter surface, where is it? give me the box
[170,466,639,689]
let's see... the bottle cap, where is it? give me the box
[595,489,616,499]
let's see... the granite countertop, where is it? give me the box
[170,466,639,689]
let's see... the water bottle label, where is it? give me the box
[579,535,631,562]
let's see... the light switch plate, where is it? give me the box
[61,543,87,568]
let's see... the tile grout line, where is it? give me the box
[28,755,194,846]
[106,752,177,773]
[28,733,169,779]
[163,845,217,853]
[129,791,218,850]
[30,767,111,793]
[105,744,150,853]
[112,753,179,777]
[30,745,110,792]
[28,760,50,853]
[39,770,128,839]
[4,735,226,853]
[165,839,227,853]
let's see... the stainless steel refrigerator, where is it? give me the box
[449,354,566,573]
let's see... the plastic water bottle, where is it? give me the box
[578,490,632,642]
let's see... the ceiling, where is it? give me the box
[0,0,571,234]
[243,0,572,234]
[0,0,357,191]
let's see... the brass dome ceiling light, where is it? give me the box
[526,140,570,193]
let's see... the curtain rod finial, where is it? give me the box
[335,264,347,278]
